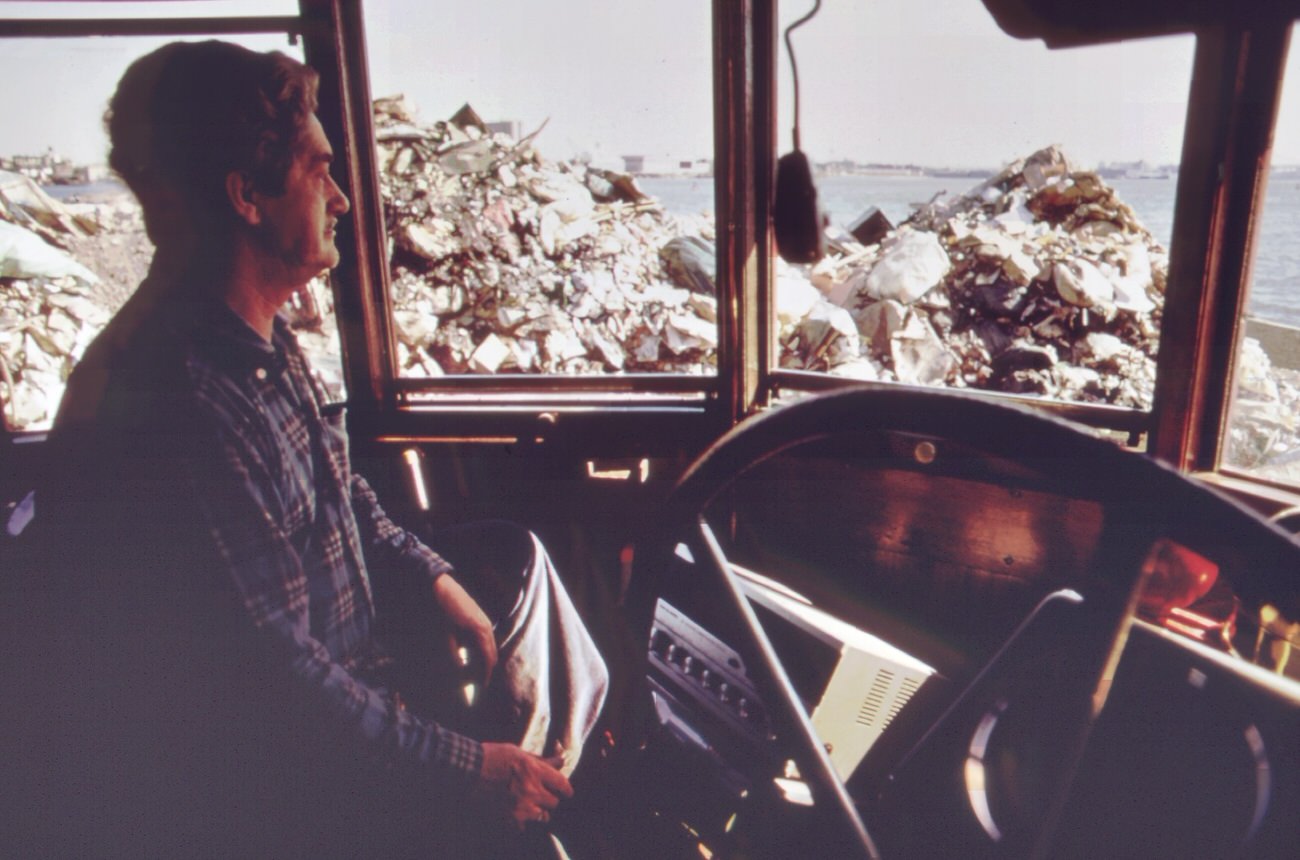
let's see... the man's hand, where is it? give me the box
[475,742,574,830]
[432,573,498,685]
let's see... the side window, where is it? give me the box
[1223,22,1300,485]
[0,13,341,434]
[771,1,1192,418]
[364,0,717,380]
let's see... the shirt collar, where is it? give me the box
[187,298,292,378]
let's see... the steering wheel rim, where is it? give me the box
[653,385,1300,857]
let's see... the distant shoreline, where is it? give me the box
[41,178,130,202]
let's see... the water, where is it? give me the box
[1250,175,1300,326]
[639,173,1300,328]
[42,178,130,202]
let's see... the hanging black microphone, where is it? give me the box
[773,0,826,264]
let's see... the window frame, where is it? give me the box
[304,0,746,452]
[0,3,317,436]
[744,4,1300,496]
[1148,20,1292,476]
[317,0,742,430]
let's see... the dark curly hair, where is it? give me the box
[105,40,319,239]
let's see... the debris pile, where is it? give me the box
[373,96,717,376]
[0,170,120,430]
[1224,335,1300,480]
[781,146,1166,409]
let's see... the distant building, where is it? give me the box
[51,160,80,184]
[1097,159,1176,180]
[620,154,711,177]
[0,149,87,185]
[69,164,111,184]
[855,163,924,177]
[6,154,56,183]
[816,159,923,177]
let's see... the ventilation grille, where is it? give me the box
[856,669,895,727]
[855,669,923,731]
[885,675,923,730]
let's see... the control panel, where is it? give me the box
[647,598,772,752]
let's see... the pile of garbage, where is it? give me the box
[375,111,1168,410]
[0,170,122,430]
[374,97,717,376]
[1224,334,1300,480]
[779,146,1165,409]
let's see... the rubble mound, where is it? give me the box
[784,146,1166,409]
[374,96,717,375]
[1225,334,1300,481]
[0,170,128,429]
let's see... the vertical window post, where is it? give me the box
[1151,23,1290,470]
[714,0,777,424]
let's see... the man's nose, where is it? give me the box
[329,175,350,215]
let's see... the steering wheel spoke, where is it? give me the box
[687,518,880,858]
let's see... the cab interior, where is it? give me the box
[3,1,1300,858]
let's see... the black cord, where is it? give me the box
[783,0,822,151]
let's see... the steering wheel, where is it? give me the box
[649,385,1300,858]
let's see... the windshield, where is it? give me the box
[768,0,1193,419]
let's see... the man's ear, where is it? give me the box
[225,170,262,227]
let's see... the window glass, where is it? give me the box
[1223,24,1300,485]
[0,32,342,433]
[773,0,1192,413]
[364,0,717,378]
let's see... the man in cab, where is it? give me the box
[35,39,606,857]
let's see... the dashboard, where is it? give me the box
[642,557,1300,858]
[627,387,1300,858]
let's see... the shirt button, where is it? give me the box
[255,367,268,380]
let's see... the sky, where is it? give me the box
[2,0,1300,171]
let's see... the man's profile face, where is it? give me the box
[254,114,350,286]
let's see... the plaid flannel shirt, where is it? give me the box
[174,302,483,786]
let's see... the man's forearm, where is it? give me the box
[350,472,453,582]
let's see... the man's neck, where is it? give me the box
[223,284,286,341]
[221,241,301,341]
